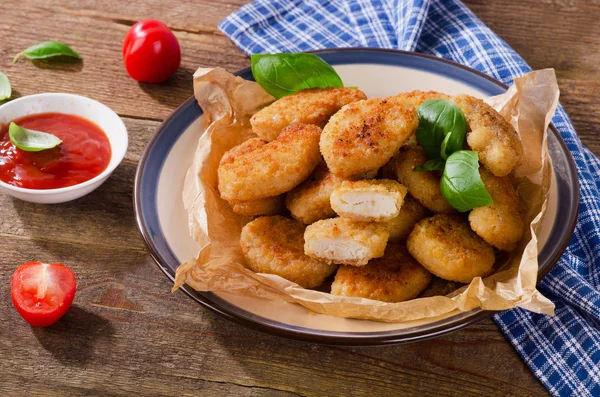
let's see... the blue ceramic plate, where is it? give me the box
[134,49,579,345]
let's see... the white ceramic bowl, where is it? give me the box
[0,93,128,204]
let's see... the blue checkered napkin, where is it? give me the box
[219,1,600,395]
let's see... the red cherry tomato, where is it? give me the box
[11,261,76,327]
[122,19,181,83]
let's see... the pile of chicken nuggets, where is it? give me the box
[217,87,525,303]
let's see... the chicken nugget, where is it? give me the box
[386,90,451,111]
[330,179,407,222]
[453,94,523,177]
[468,168,524,251]
[320,97,418,178]
[250,88,367,141]
[285,163,344,224]
[304,217,389,266]
[385,90,451,146]
[393,147,456,213]
[228,195,285,217]
[331,244,432,302]
[218,123,321,201]
[386,194,430,243]
[407,214,495,283]
[240,216,337,288]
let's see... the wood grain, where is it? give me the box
[1,0,598,395]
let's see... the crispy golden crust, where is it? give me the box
[228,195,285,217]
[407,214,495,283]
[218,123,322,201]
[330,179,408,222]
[330,244,432,302]
[453,94,523,177]
[320,97,418,178]
[468,169,524,251]
[393,147,456,213]
[285,163,344,224]
[240,216,337,288]
[304,217,390,266]
[250,88,367,141]
[387,194,430,243]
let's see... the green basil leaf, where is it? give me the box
[9,122,62,152]
[414,158,446,172]
[0,72,10,101]
[416,99,467,160]
[251,53,343,99]
[14,41,81,63]
[440,150,492,212]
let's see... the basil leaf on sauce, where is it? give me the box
[414,158,446,172]
[251,53,343,99]
[9,122,63,152]
[416,99,467,160]
[13,41,82,63]
[440,150,492,212]
[0,72,11,101]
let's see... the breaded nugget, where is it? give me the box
[387,194,430,242]
[453,94,523,177]
[393,147,456,213]
[304,217,390,266]
[468,169,525,251]
[285,163,344,224]
[240,216,337,288]
[228,195,284,217]
[331,244,432,302]
[320,97,418,178]
[250,88,367,141]
[407,214,495,283]
[386,90,451,111]
[385,91,450,147]
[218,123,321,201]
[330,179,408,222]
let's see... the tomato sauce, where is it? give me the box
[0,113,111,189]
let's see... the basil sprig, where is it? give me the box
[414,158,445,172]
[9,122,63,152]
[251,53,343,98]
[441,151,493,212]
[413,98,492,212]
[416,99,467,160]
[13,41,81,63]
[0,72,10,101]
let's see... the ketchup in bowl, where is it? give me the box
[0,113,111,190]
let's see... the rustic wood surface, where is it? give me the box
[0,0,597,396]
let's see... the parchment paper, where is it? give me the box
[173,67,559,322]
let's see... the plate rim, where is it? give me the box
[133,48,580,346]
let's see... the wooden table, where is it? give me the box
[1,1,597,396]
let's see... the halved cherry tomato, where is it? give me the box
[11,261,76,327]
[122,19,181,83]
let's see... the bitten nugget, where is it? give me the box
[320,97,418,178]
[386,195,430,242]
[453,94,523,177]
[331,244,432,302]
[240,216,337,288]
[407,214,495,283]
[468,169,525,251]
[304,217,389,266]
[228,195,284,217]
[218,123,321,201]
[393,147,456,213]
[285,163,344,224]
[251,87,367,141]
[330,179,408,222]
